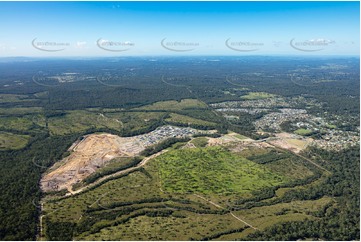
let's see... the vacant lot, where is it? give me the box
[268,132,312,153]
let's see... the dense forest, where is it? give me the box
[245,146,360,240]
[0,132,79,240]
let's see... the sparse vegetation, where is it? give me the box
[241,92,277,100]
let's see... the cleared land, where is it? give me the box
[156,146,286,195]
[267,132,312,153]
[294,128,313,136]
[0,132,30,150]
[241,92,276,100]
[135,99,208,111]
[48,111,123,135]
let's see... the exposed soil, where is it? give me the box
[267,132,312,153]
[41,133,145,193]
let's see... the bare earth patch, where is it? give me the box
[41,133,144,192]
[208,132,253,147]
[267,132,312,153]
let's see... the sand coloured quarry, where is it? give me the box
[41,133,145,192]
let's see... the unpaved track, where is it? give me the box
[262,138,331,174]
[291,152,331,174]
[194,194,258,230]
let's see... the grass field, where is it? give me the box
[44,108,214,136]
[241,92,276,100]
[135,99,208,111]
[229,132,250,140]
[48,110,123,135]
[106,111,166,132]
[190,137,209,147]
[0,116,34,131]
[236,146,315,180]
[156,146,286,195]
[294,128,313,136]
[0,107,43,115]
[0,132,30,150]
[0,94,37,103]
[325,124,337,129]
[77,212,247,241]
[232,196,333,230]
[165,113,216,127]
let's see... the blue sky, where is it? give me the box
[0,1,359,56]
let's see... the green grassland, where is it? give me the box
[241,92,276,100]
[48,110,123,135]
[232,196,333,230]
[190,137,209,147]
[294,128,313,136]
[235,146,315,180]
[135,99,208,111]
[165,113,216,127]
[0,132,30,150]
[0,116,34,131]
[78,212,247,241]
[47,108,217,136]
[0,94,37,103]
[0,107,43,116]
[156,147,286,195]
[218,197,333,240]
[106,111,166,133]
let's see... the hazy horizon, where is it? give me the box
[0,1,359,57]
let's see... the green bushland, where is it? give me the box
[247,150,291,164]
[107,111,166,134]
[140,137,191,157]
[294,128,313,136]
[241,92,276,100]
[0,107,43,116]
[0,116,34,131]
[244,147,359,240]
[190,137,208,147]
[156,146,287,195]
[48,110,122,135]
[0,132,30,150]
[135,99,208,111]
[165,113,216,129]
[83,156,143,185]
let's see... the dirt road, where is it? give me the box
[194,194,258,230]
